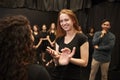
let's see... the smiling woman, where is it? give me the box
[46,9,89,80]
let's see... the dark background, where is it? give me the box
[0,0,120,79]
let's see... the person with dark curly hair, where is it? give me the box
[0,15,51,80]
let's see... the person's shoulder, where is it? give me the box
[76,32,87,38]
[94,31,101,35]
[28,64,44,69]
[76,32,88,42]
[56,36,64,42]
[28,64,51,80]
[109,32,116,38]
[95,31,101,34]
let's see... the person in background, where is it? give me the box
[0,15,51,80]
[47,22,56,48]
[86,27,95,70]
[40,24,49,64]
[46,9,89,80]
[89,19,116,80]
[79,26,83,33]
[46,22,56,67]
[45,22,57,78]
[32,24,42,64]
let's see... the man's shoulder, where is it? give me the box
[109,32,115,38]
[94,31,101,35]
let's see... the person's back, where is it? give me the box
[0,15,50,80]
[28,64,51,80]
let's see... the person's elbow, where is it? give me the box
[78,59,88,67]
[82,62,88,67]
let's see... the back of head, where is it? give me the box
[0,15,35,80]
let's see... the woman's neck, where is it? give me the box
[66,29,77,37]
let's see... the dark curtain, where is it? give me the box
[0,0,25,8]
[0,0,91,11]
[75,10,88,33]
[70,0,91,11]
[25,0,67,11]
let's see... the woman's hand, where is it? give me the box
[59,47,76,65]
[46,46,60,59]
[46,46,76,66]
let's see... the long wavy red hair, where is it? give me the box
[56,9,80,39]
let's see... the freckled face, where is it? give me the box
[59,13,74,31]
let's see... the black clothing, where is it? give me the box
[28,64,51,80]
[49,32,56,43]
[46,32,56,61]
[40,31,49,52]
[86,33,94,69]
[33,32,41,53]
[33,32,43,64]
[52,33,88,80]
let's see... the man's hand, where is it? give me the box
[100,30,106,37]
[94,45,98,49]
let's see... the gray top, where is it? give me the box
[92,31,115,62]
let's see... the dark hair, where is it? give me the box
[0,15,35,80]
[87,27,95,33]
[101,19,110,25]
[32,24,40,33]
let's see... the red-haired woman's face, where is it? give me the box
[59,13,74,31]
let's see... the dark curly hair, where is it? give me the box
[0,15,35,80]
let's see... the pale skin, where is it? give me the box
[46,46,76,65]
[59,47,76,65]
[46,13,89,67]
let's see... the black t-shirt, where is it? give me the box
[53,33,88,80]
[28,64,51,80]
[48,32,56,42]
